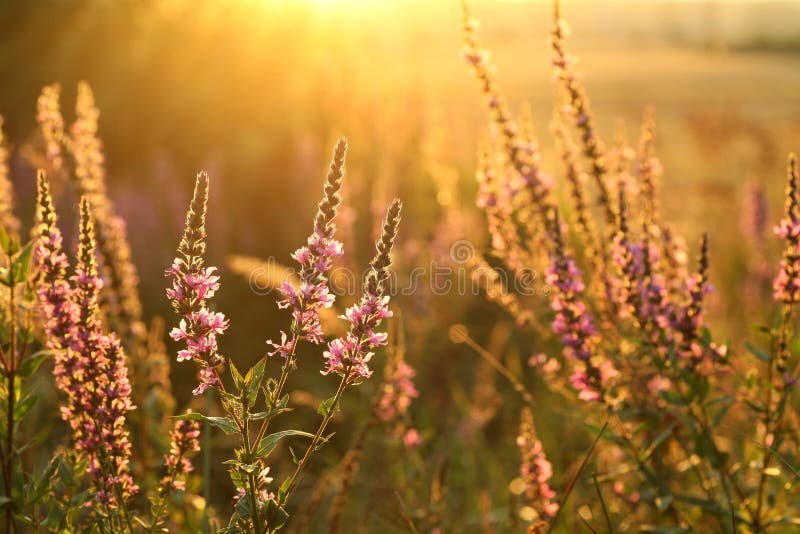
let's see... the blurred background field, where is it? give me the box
[2,0,800,530]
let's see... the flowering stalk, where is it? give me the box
[669,234,712,366]
[36,84,66,173]
[257,138,347,447]
[754,154,800,530]
[517,408,558,532]
[166,171,229,395]
[634,106,662,228]
[550,0,614,226]
[0,116,18,236]
[36,178,137,524]
[148,417,201,532]
[545,209,616,403]
[462,2,554,250]
[272,199,401,523]
[328,322,418,532]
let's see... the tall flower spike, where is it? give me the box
[71,82,145,343]
[36,84,66,172]
[774,154,800,305]
[35,170,77,351]
[323,200,402,383]
[367,197,401,296]
[517,408,558,529]
[0,116,19,235]
[270,139,346,355]
[610,187,642,321]
[166,172,228,395]
[160,417,201,495]
[545,208,615,403]
[635,106,662,227]
[671,234,713,365]
[551,0,614,226]
[37,192,138,506]
[462,1,554,239]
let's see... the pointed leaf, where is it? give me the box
[175,412,239,435]
[10,242,34,284]
[254,429,315,459]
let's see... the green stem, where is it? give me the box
[279,376,348,507]
[147,450,186,534]
[203,388,212,534]
[255,335,300,448]
[4,282,16,534]
[241,394,262,534]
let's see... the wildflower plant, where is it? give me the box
[0,93,402,533]
[462,0,800,530]
[165,139,402,533]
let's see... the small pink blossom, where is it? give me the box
[402,428,422,448]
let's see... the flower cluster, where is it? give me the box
[546,211,616,403]
[377,355,418,423]
[0,116,19,235]
[36,84,65,172]
[774,154,800,304]
[463,3,554,256]
[160,418,201,494]
[270,139,346,356]
[550,7,613,223]
[323,199,401,383]
[517,408,558,528]
[669,235,719,365]
[35,176,137,506]
[166,172,229,395]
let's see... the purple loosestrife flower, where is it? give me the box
[462,4,554,249]
[36,182,137,506]
[550,6,614,225]
[160,418,201,494]
[546,209,616,403]
[610,189,641,320]
[323,199,401,384]
[36,84,66,172]
[35,171,79,350]
[669,235,725,366]
[517,408,558,527]
[377,357,419,423]
[269,139,346,356]
[774,154,800,305]
[166,172,228,395]
[638,232,670,337]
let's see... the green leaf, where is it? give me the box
[745,342,770,363]
[14,390,38,421]
[710,398,735,428]
[18,350,54,379]
[223,460,259,474]
[247,406,290,422]
[10,242,34,285]
[265,499,289,529]
[278,479,290,502]
[0,224,10,254]
[642,423,677,460]
[317,395,340,416]
[658,390,686,406]
[245,357,267,406]
[315,432,335,451]
[230,362,244,391]
[27,455,59,504]
[175,412,239,435]
[254,429,315,459]
[234,491,252,519]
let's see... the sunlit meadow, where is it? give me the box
[1,0,800,532]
